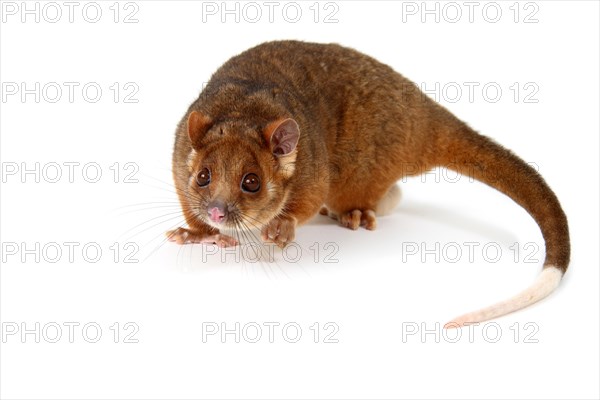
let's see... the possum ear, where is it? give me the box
[187,111,212,144]
[264,118,300,156]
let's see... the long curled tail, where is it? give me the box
[432,123,570,328]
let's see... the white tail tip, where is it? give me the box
[444,266,564,329]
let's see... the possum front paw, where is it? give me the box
[261,216,297,248]
[166,227,238,247]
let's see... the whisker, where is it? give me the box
[139,215,190,263]
[115,204,184,217]
[119,210,186,240]
[237,217,283,279]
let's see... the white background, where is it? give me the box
[1,1,599,399]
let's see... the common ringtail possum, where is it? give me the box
[168,41,570,327]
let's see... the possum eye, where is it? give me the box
[241,173,260,193]
[196,168,211,187]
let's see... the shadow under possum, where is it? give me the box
[396,200,521,245]
[304,199,522,247]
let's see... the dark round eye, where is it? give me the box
[241,173,260,193]
[196,168,211,187]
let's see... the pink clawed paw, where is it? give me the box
[261,217,297,248]
[166,228,238,247]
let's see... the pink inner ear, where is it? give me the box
[270,119,300,156]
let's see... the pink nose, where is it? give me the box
[209,207,226,223]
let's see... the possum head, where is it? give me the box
[182,110,300,232]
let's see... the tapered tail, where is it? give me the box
[444,266,563,328]
[430,123,570,327]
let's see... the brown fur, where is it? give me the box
[168,41,570,318]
